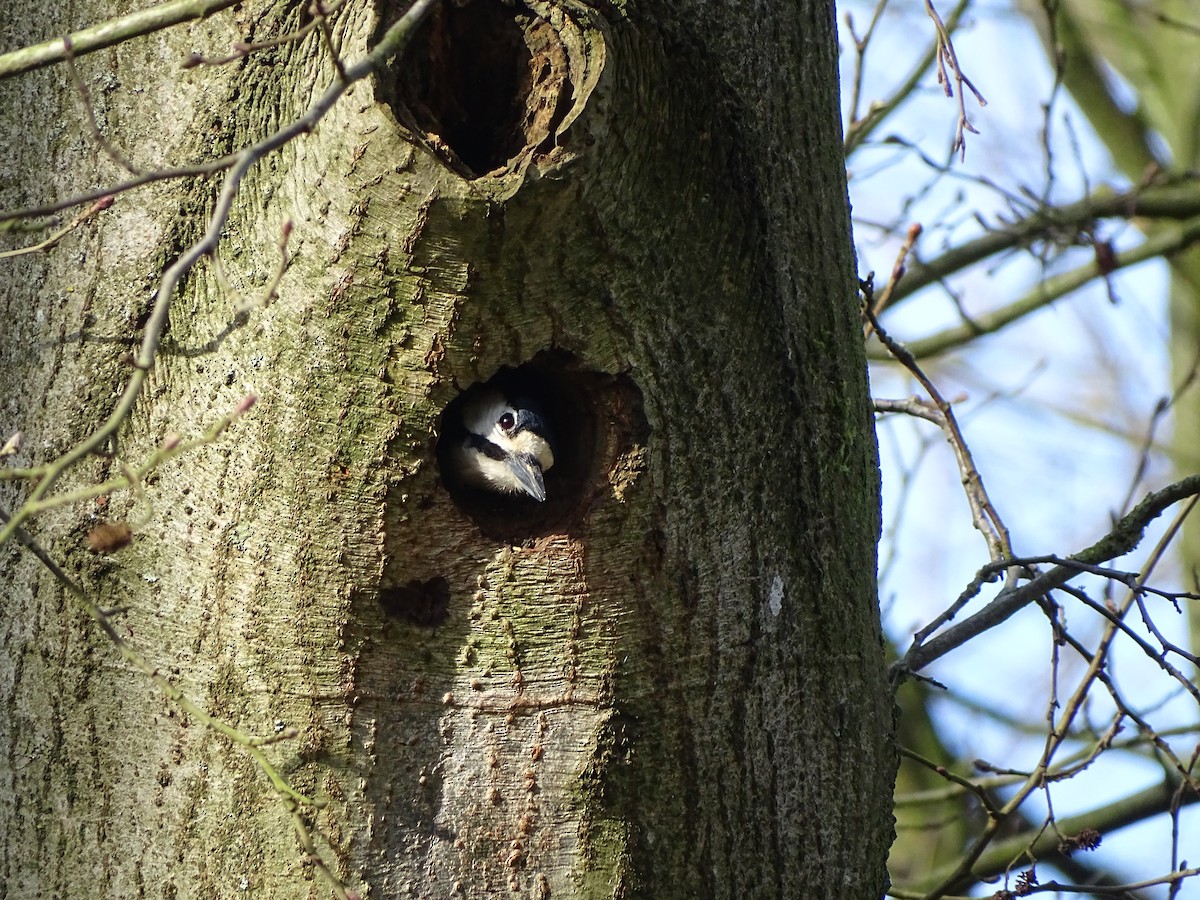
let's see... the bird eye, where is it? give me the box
[498,412,516,431]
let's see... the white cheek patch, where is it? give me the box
[475,455,527,493]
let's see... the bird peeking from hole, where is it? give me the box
[447,388,555,501]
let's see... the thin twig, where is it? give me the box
[895,473,1200,677]
[864,222,922,333]
[845,0,971,156]
[0,196,113,259]
[843,0,891,133]
[864,293,1013,562]
[0,0,243,80]
[64,37,141,175]
[876,179,1200,311]
[0,0,441,549]
[182,0,347,69]
[867,214,1200,360]
[922,0,987,160]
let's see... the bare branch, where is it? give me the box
[868,214,1200,360]
[922,0,987,160]
[865,293,1013,562]
[0,0,441,548]
[0,0,243,80]
[864,222,923,329]
[845,0,971,157]
[895,473,1200,677]
[0,196,113,259]
[908,777,1198,895]
[880,180,1200,310]
[182,0,347,69]
[64,39,141,175]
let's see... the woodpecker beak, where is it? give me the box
[505,454,547,502]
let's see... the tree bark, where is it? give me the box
[0,2,892,898]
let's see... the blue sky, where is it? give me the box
[838,1,1197,894]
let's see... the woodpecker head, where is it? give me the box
[448,388,555,501]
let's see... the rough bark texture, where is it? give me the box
[0,2,892,898]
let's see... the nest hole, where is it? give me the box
[437,353,633,541]
[375,0,573,176]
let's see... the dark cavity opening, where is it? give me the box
[380,577,452,627]
[436,352,605,541]
[375,1,572,177]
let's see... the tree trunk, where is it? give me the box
[0,2,892,898]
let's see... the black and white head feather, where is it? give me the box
[450,388,555,501]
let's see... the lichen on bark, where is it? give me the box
[0,2,891,898]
